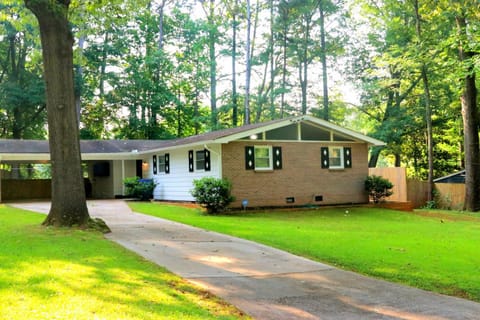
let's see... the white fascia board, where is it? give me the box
[136,141,218,155]
[81,153,142,160]
[0,153,51,161]
[0,152,144,162]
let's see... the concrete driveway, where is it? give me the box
[11,200,480,320]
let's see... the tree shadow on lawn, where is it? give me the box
[0,211,247,320]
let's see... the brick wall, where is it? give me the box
[222,141,369,208]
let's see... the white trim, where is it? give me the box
[328,146,344,169]
[195,150,206,171]
[157,154,167,174]
[254,145,273,171]
[0,152,143,161]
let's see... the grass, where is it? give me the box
[0,205,249,320]
[128,202,480,302]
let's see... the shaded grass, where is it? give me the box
[129,202,480,302]
[0,205,248,320]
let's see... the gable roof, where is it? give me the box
[145,115,384,153]
[0,115,384,161]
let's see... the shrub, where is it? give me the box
[191,177,234,214]
[365,175,394,203]
[124,177,156,201]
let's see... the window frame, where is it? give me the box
[158,154,166,173]
[254,145,273,171]
[195,150,206,171]
[328,146,344,169]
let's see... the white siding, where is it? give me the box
[149,144,222,201]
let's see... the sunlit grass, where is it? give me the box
[129,202,480,302]
[0,205,248,320]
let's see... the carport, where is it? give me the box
[0,139,161,202]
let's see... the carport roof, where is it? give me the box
[0,139,163,154]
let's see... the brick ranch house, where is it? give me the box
[0,115,384,207]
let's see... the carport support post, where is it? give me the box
[121,160,125,196]
[0,156,2,203]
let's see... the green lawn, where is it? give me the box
[0,205,248,320]
[129,202,480,302]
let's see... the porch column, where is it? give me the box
[121,160,125,196]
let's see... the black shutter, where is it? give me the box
[152,155,157,174]
[344,147,352,168]
[245,146,255,170]
[321,147,329,169]
[188,150,194,172]
[204,149,211,171]
[273,146,282,169]
[165,153,170,174]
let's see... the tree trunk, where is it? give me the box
[269,0,275,119]
[319,1,329,120]
[157,0,166,50]
[207,0,218,128]
[413,0,434,202]
[75,34,85,123]
[281,26,287,118]
[279,1,289,118]
[457,15,480,211]
[368,146,384,168]
[299,16,310,115]
[231,0,238,127]
[25,0,90,226]
[244,0,252,124]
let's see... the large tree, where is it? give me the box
[456,13,480,211]
[24,0,90,226]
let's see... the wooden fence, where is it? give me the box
[0,179,52,201]
[434,183,465,210]
[369,167,465,209]
[369,167,408,202]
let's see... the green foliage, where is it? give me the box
[191,177,234,214]
[346,0,476,178]
[365,175,394,203]
[123,177,156,201]
[0,2,46,139]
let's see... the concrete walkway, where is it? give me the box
[11,200,480,320]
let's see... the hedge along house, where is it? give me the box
[145,115,385,208]
[0,115,384,207]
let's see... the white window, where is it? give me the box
[329,147,344,169]
[195,150,205,171]
[158,155,166,173]
[254,146,272,170]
